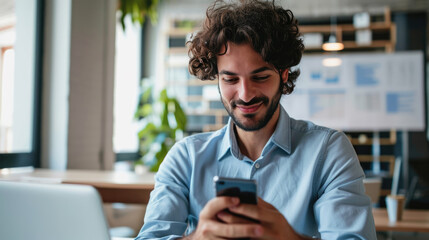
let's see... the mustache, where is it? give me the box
[231,96,269,108]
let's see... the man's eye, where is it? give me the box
[253,75,270,81]
[222,77,238,83]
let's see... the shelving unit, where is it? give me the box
[163,19,228,132]
[301,8,396,52]
[346,130,398,198]
[347,131,397,173]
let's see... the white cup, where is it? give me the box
[385,194,405,222]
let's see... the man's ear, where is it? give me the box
[281,69,289,83]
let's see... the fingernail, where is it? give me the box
[254,227,263,236]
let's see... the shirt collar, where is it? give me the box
[217,119,238,161]
[271,106,292,154]
[217,106,292,161]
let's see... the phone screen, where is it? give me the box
[213,176,257,204]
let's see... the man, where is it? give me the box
[137,0,376,239]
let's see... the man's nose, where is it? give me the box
[237,79,256,103]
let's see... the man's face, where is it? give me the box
[217,42,288,131]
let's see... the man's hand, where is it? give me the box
[181,196,264,239]
[217,197,315,240]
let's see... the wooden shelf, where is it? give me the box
[348,137,396,145]
[167,28,197,37]
[301,8,396,53]
[340,22,394,32]
[358,155,395,162]
[168,47,188,54]
[301,23,393,33]
[359,155,396,177]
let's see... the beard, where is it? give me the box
[221,87,282,131]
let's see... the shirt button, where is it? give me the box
[254,163,260,169]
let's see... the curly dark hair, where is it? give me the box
[187,0,304,95]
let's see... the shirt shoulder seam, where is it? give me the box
[312,128,337,199]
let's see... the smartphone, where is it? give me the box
[213,176,257,204]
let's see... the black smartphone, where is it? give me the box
[213,176,257,204]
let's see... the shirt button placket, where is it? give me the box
[250,161,261,178]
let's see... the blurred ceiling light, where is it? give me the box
[322,57,342,67]
[322,35,344,51]
[323,16,344,52]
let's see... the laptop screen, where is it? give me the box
[0,181,111,240]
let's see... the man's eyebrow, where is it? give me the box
[219,67,273,76]
[251,67,273,74]
[219,70,237,75]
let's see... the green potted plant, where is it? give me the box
[135,82,187,172]
[118,0,160,30]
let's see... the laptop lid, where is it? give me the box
[0,181,111,240]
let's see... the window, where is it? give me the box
[0,47,14,152]
[0,0,43,168]
[113,15,142,163]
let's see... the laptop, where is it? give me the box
[0,181,112,240]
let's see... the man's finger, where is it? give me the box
[198,219,263,238]
[228,202,280,223]
[214,223,264,238]
[257,197,276,210]
[199,196,240,219]
[216,210,257,224]
[195,220,231,240]
[228,203,261,220]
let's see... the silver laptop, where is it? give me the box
[0,181,111,240]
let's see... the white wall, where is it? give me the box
[67,0,116,170]
[42,0,116,170]
[41,0,71,170]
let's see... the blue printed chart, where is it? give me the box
[281,51,425,131]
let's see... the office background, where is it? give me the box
[0,0,429,238]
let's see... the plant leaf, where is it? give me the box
[119,0,127,31]
[161,100,169,127]
[159,89,168,102]
[135,87,187,172]
[138,122,157,139]
[150,143,169,172]
[172,99,187,130]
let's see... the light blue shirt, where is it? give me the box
[136,107,376,240]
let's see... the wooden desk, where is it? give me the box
[0,168,155,204]
[373,208,429,232]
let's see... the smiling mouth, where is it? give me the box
[236,102,263,113]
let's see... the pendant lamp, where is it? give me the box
[322,16,344,51]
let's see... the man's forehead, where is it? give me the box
[216,42,276,73]
[218,42,253,54]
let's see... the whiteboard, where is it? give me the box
[281,51,425,131]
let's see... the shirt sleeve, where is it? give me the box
[135,139,192,240]
[313,131,377,240]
